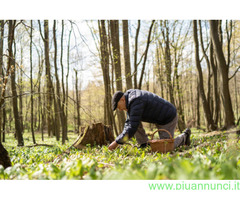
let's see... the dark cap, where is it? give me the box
[112,91,124,111]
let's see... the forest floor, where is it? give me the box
[1,127,240,180]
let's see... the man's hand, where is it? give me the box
[108,141,119,151]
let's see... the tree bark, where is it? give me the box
[30,20,36,144]
[0,20,4,142]
[66,22,72,137]
[209,20,235,129]
[109,20,125,132]
[75,69,81,133]
[138,20,155,90]
[193,20,216,131]
[8,20,24,146]
[122,20,133,90]
[39,20,54,137]
[198,20,212,117]
[0,142,11,169]
[53,20,63,142]
[98,20,117,136]
[160,20,175,104]
[72,123,114,148]
[209,41,220,126]
[60,20,68,143]
[134,20,141,89]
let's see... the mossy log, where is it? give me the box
[0,143,11,169]
[72,123,115,149]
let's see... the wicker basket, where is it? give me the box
[148,129,174,153]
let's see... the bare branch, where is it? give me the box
[229,65,240,81]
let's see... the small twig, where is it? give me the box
[25,143,54,148]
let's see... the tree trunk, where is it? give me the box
[209,20,235,129]
[109,20,125,132]
[0,142,11,169]
[60,20,68,144]
[196,78,200,128]
[98,20,118,136]
[210,41,220,126]
[198,20,213,118]
[122,20,133,90]
[8,20,24,146]
[75,70,81,133]
[134,20,141,89]
[39,20,54,137]
[0,20,4,142]
[66,22,72,137]
[160,20,175,104]
[19,47,24,134]
[193,20,216,131]
[53,20,62,141]
[72,123,114,148]
[30,20,36,144]
[138,20,155,90]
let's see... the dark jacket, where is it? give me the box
[116,89,177,144]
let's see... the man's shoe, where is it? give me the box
[184,128,191,146]
[138,143,150,149]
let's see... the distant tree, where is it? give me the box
[66,22,72,135]
[38,20,53,137]
[74,69,81,133]
[60,20,68,143]
[30,20,36,144]
[53,20,62,141]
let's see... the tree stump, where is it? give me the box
[72,123,115,149]
[0,143,12,169]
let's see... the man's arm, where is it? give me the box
[115,99,144,144]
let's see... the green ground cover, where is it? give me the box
[1,129,240,180]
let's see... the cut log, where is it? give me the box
[72,123,115,149]
[0,143,11,169]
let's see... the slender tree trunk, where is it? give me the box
[156,42,164,99]
[110,20,125,132]
[139,20,155,90]
[8,20,24,146]
[0,20,4,142]
[19,47,24,135]
[30,20,36,144]
[210,41,220,126]
[122,20,133,90]
[174,59,185,132]
[60,20,68,143]
[75,70,81,133]
[193,20,216,131]
[198,20,213,119]
[40,20,53,137]
[134,20,141,89]
[53,20,62,141]
[196,78,200,128]
[66,23,72,136]
[209,20,235,129]
[98,20,118,136]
